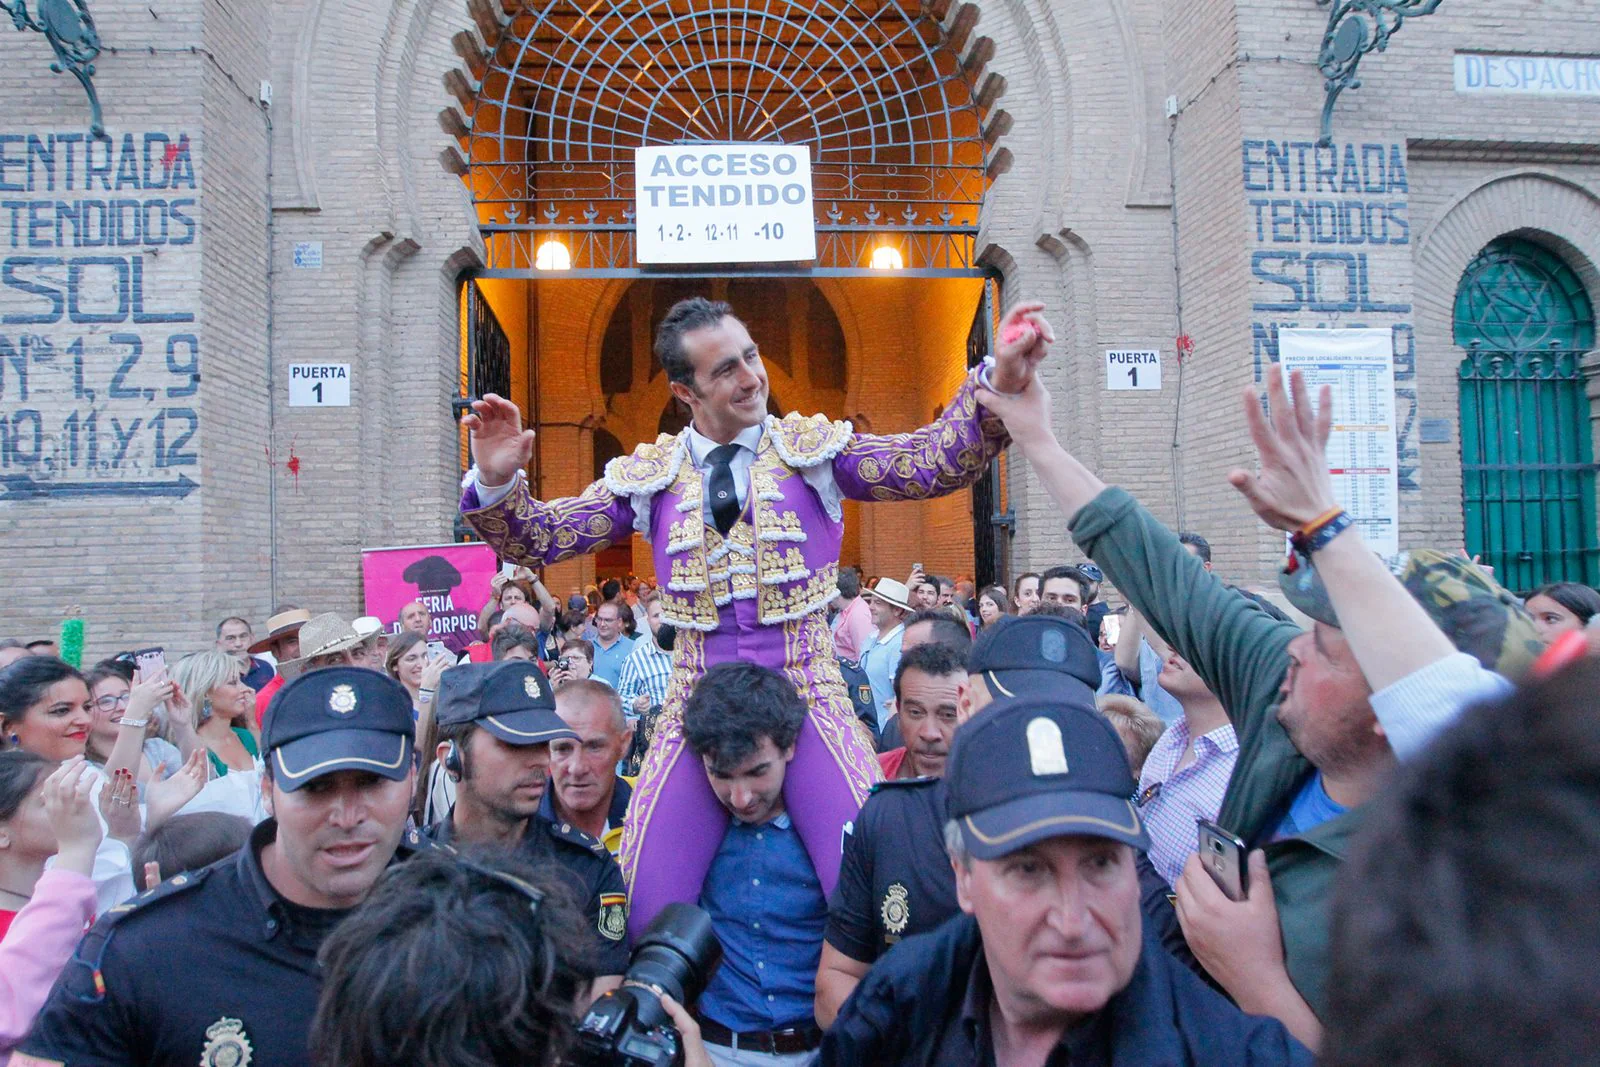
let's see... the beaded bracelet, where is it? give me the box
[1291,507,1353,556]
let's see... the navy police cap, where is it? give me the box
[966,613,1101,698]
[262,667,414,792]
[435,660,576,746]
[946,695,1148,860]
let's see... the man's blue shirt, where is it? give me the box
[698,812,827,1031]
[1272,771,1348,840]
[589,634,636,688]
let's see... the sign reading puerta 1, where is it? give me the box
[634,144,816,264]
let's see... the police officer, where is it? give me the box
[416,658,630,988]
[815,615,1103,1027]
[819,695,1315,1066]
[16,667,418,1067]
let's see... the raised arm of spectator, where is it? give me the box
[1113,608,1145,683]
[0,761,101,1055]
[530,574,557,615]
[1227,368,1457,692]
[477,577,506,636]
[977,376,1298,724]
[100,669,181,785]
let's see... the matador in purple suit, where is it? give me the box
[459,296,1054,937]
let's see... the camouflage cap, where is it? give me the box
[1279,548,1543,680]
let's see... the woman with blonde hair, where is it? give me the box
[169,651,258,778]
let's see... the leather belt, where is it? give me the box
[697,1018,823,1055]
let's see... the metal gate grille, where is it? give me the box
[967,280,1010,589]
[456,0,1004,276]
[467,281,513,408]
[1455,238,1598,591]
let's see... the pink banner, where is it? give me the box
[361,542,497,654]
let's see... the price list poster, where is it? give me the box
[1278,328,1400,557]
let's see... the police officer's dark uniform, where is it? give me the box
[414,659,630,976]
[828,776,955,963]
[818,696,1315,1067]
[16,667,418,1067]
[827,614,1113,969]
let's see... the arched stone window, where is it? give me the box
[1455,237,1598,589]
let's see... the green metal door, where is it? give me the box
[1456,238,1598,591]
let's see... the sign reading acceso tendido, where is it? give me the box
[634,144,816,265]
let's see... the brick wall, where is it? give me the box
[6,0,1597,655]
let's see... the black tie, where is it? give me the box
[706,443,742,536]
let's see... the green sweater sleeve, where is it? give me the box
[1069,487,1299,738]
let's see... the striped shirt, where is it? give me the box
[1137,717,1239,888]
[616,634,674,711]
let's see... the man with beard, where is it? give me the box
[974,363,1534,1050]
[417,659,629,991]
[16,668,417,1066]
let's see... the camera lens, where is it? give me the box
[627,903,722,1007]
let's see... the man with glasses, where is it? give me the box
[216,616,275,691]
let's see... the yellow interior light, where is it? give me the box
[869,245,904,271]
[535,238,572,271]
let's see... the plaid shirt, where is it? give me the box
[1137,718,1239,888]
[617,634,674,710]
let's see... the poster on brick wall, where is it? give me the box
[1241,137,1419,495]
[0,129,202,502]
[361,542,498,655]
[1278,327,1400,557]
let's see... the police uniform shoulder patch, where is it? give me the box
[401,827,451,857]
[551,820,604,852]
[201,1016,253,1067]
[881,882,910,939]
[598,892,628,942]
[105,865,214,923]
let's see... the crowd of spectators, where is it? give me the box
[1,366,1597,1066]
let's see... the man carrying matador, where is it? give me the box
[460,295,1052,937]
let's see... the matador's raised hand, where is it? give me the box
[463,393,536,487]
[990,301,1055,394]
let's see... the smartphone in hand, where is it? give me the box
[1197,819,1249,902]
[133,647,171,723]
[132,647,166,680]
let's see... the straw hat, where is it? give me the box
[248,608,312,654]
[277,613,366,680]
[866,577,913,612]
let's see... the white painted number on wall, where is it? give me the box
[1105,349,1161,391]
[288,363,351,406]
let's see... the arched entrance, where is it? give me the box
[443,0,1011,587]
[1455,236,1599,590]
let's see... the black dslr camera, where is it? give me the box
[568,903,723,1067]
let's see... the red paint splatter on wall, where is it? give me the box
[286,444,301,488]
[1175,334,1195,363]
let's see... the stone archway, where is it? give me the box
[441,0,1010,276]
[1412,171,1600,557]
